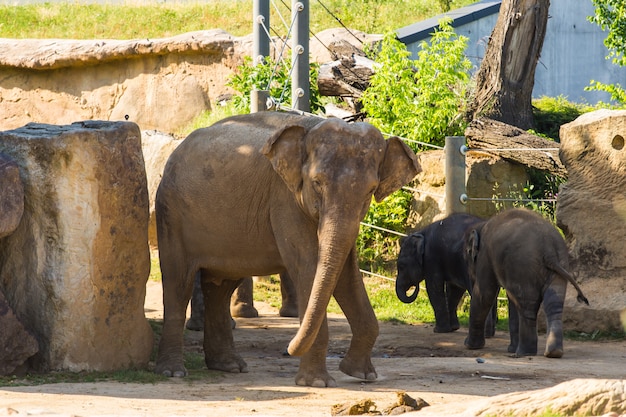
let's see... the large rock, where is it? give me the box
[468,379,625,417]
[0,290,38,376]
[0,121,153,372]
[557,109,626,332]
[0,30,250,133]
[141,130,181,248]
[407,149,529,230]
[0,154,24,238]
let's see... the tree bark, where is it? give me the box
[466,0,550,130]
[465,117,567,178]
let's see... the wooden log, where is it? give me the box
[465,117,567,178]
[317,51,374,97]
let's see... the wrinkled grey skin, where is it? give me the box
[464,208,589,358]
[395,213,496,334]
[154,112,420,387]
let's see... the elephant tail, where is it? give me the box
[548,263,590,306]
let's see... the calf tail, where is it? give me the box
[549,263,590,306]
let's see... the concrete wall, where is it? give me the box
[398,0,626,104]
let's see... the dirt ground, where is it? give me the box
[1,280,625,417]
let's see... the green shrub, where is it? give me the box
[227,55,324,114]
[531,96,593,141]
[361,18,472,150]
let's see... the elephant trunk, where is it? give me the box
[395,279,419,303]
[287,214,357,357]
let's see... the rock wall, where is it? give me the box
[0,121,153,372]
[557,109,626,332]
[0,30,251,134]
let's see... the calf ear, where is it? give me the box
[375,136,421,202]
[410,233,425,262]
[466,229,480,264]
[261,125,306,194]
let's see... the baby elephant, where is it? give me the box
[396,213,490,333]
[464,208,589,358]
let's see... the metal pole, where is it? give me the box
[252,0,270,112]
[445,136,467,214]
[292,0,310,112]
[253,0,270,64]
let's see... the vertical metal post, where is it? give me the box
[252,0,270,112]
[292,0,310,112]
[445,136,467,214]
[253,0,270,65]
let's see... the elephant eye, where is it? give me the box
[312,179,322,194]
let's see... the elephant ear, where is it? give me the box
[410,233,426,265]
[375,136,421,202]
[261,125,307,194]
[466,229,480,264]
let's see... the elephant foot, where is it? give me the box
[155,357,188,378]
[185,317,204,331]
[507,343,517,354]
[205,352,249,373]
[515,346,538,357]
[295,369,338,388]
[230,303,259,318]
[544,347,563,358]
[434,325,457,333]
[464,336,485,350]
[279,303,298,318]
[339,355,377,382]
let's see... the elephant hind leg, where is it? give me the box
[514,300,541,357]
[202,274,248,373]
[542,277,567,358]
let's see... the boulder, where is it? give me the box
[0,121,153,372]
[0,290,38,376]
[407,149,529,230]
[141,130,181,249]
[468,379,625,417]
[0,154,24,238]
[557,109,626,332]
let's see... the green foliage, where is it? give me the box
[586,80,626,106]
[589,0,626,67]
[361,18,472,150]
[587,0,626,106]
[356,190,412,275]
[492,173,565,225]
[175,101,243,138]
[227,55,324,114]
[531,96,593,141]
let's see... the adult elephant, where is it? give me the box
[464,208,589,358]
[154,112,420,387]
[395,213,491,334]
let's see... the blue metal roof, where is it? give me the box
[396,0,501,44]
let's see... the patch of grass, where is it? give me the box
[0,0,477,40]
[564,329,626,342]
[149,256,162,282]
[174,102,243,139]
[0,368,167,387]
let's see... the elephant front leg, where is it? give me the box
[202,276,248,373]
[294,315,337,387]
[333,265,378,382]
[427,278,453,333]
[445,283,466,332]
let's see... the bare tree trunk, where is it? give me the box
[466,0,550,130]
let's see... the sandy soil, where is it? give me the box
[1,280,625,417]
